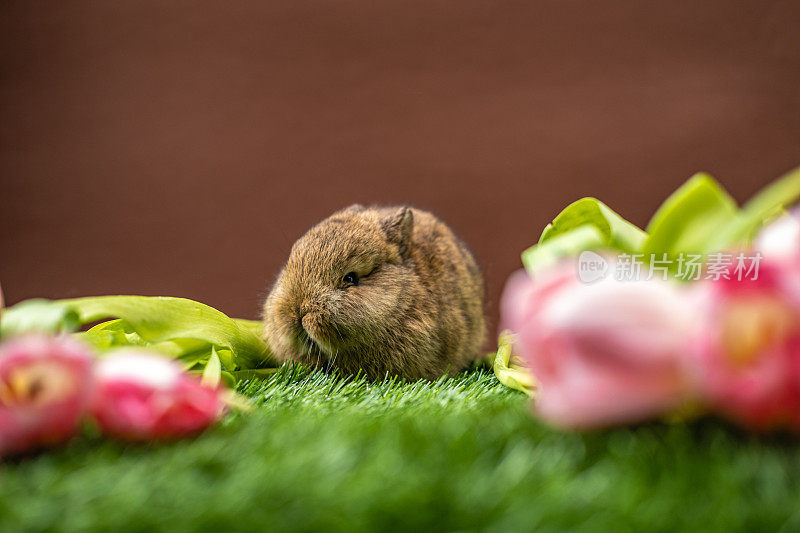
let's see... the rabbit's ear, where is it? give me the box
[382,207,414,258]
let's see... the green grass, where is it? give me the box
[2,366,800,532]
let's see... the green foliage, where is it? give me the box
[0,299,81,338]
[642,173,738,257]
[201,347,223,388]
[713,165,800,249]
[0,296,276,376]
[522,225,606,275]
[522,198,646,275]
[490,330,536,396]
[539,197,648,252]
[520,167,800,277]
[1,367,799,532]
[64,296,272,370]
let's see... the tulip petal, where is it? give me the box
[0,335,93,456]
[500,264,698,429]
[90,350,226,441]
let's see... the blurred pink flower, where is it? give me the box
[755,211,800,266]
[691,259,800,431]
[90,350,226,441]
[0,335,94,456]
[500,266,699,429]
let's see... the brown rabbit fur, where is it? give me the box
[262,204,486,380]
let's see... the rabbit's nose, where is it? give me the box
[301,313,314,332]
[297,302,315,328]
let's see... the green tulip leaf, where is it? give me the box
[232,318,264,338]
[491,331,536,397]
[0,299,81,339]
[80,319,149,349]
[80,319,238,374]
[60,296,274,370]
[742,165,800,221]
[539,197,647,252]
[92,323,235,376]
[221,371,236,388]
[202,347,223,388]
[712,166,800,248]
[643,173,738,257]
[522,225,606,275]
[2,295,275,375]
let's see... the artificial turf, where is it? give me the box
[1,365,799,532]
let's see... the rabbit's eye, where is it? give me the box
[342,272,359,287]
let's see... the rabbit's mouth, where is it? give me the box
[298,312,343,357]
[296,326,333,358]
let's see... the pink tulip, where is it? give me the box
[90,350,226,441]
[755,211,800,266]
[0,335,94,456]
[500,265,698,429]
[691,259,800,431]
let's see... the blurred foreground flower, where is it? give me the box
[692,257,800,431]
[90,351,227,441]
[500,267,698,429]
[755,211,800,266]
[0,335,93,456]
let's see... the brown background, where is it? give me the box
[2,1,799,338]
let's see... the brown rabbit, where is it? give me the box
[262,205,486,380]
